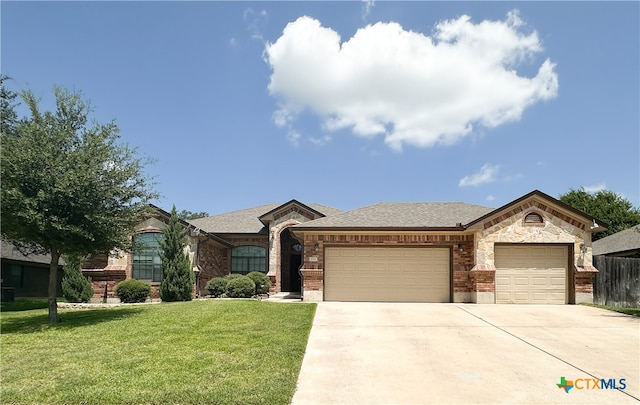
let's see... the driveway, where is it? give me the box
[291,303,639,404]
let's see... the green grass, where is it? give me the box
[1,300,316,404]
[582,303,640,317]
[1,297,53,312]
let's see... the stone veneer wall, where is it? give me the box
[475,203,596,303]
[299,232,474,302]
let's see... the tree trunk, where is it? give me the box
[48,250,61,324]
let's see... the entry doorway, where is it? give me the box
[279,228,302,292]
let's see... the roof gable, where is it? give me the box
[189,202,343,234]
[465,190,607,232]
[258,199,328,226]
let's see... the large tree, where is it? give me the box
[559,188,640,240]
[159,206,194,302]
[1,86,158,323]
[1,75,19,136]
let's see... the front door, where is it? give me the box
[289,254,302,292]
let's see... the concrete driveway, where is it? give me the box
[291,303,639,404]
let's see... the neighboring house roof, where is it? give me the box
[294,202,494,229]
[0,239,64,266]
[593,225,640,256]
[189,203,343,234]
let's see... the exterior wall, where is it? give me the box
[83,215,216,301]
[196,241,228,296]
[298,232,474,302]
[474,203,595,303]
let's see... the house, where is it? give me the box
[0,239,64,298]
[592,225,640,258]
[87,189,604,304]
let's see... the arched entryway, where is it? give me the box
[279,227,302,292]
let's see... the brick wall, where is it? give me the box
[196,240,228,294]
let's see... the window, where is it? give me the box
[524,212,544,225]
[132,232,163,282]
[232,246,266,274]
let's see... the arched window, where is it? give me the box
[524,212,544,225]
[232,246,266,274]
[132,232,163,282]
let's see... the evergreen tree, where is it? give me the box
[62,254,94,303]
[159,205,194,301]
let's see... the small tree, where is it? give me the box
[61,255,94,303]
[159,206,194,302]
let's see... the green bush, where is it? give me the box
[246,272,271,295]
[115,279,151,303]
[61,254,94,303]
[205,277,228,297]
[225,276,256,298]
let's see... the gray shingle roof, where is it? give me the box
[0,239,64,265]
[592,225,640,255]
[294,202,494,228]
[189,203,343,234]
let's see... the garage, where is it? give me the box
[495,245,568,304]
[324,247,450,302]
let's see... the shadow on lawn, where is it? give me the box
[1,307,145,334]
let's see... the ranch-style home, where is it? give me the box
[83,189,604,304]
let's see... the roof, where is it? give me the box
[0,239,64,266]
[189,203,343,234]
[593,225,640,256]
[294,202,494,229]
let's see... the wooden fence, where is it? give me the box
[592,256,640,308]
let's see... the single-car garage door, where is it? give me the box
[495,245,568,304]
[324,247,450,302]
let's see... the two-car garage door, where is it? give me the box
[495,245,568,304]
[324,247,450,302]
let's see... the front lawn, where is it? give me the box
[0,300,316,404]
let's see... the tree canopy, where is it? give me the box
[177,210,209,220]
[559,188,640,240]
[1,86,158,323]
[1,75,19,136]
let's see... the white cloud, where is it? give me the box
[583,183,607,193]
[459,164,500,187]
[362,0,375,20]
[264,11,558,151]
[486,195,496,202]
[244,8,268,40]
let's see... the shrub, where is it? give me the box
[225,276,255,298]
[246,272,271,295]
[205,277,228,297]
[61,254,94,303]
[115,279,151,303]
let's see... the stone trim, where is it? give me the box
[470,264,496,271]
[483,200,586,231]
[575,265,598,273]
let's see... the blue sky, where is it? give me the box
[2,1,638,215]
